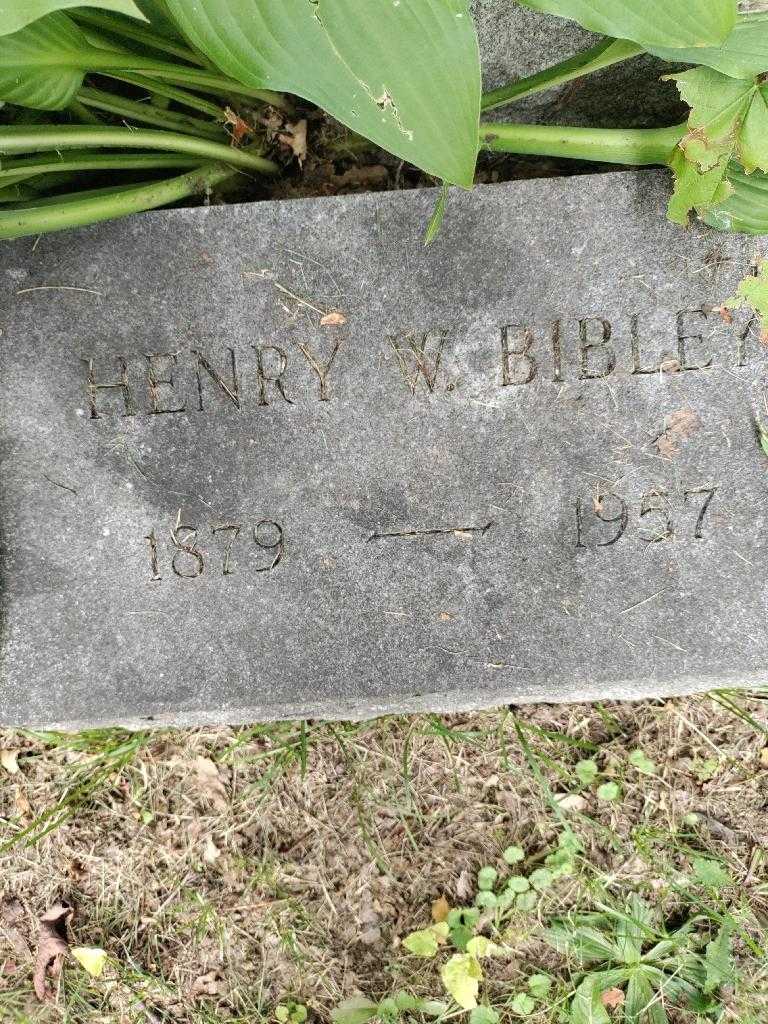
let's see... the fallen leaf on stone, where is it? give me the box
[760,746,768,768]
[601,987,625,1009]
[320,311,347,327]
[33,903,73,1002]
[656,407,700,457]
[279,119,308,165]
[1,749,20,774]
[431,896,450,923]
[71,946,107,978]
[554,793,587,812]
[193,756,228,812]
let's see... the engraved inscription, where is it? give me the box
[575,486,718,548]
[146,513,284,580]
[389,330,448,394]
[81,306,763,420]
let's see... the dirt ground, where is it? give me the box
[1,692,767,1023]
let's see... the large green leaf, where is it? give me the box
[163,0,481,186]
[649,13,768,78]
[517,0,736,50]
[700,164,768,233]
[135,0,181,38]
[665,66,768,226]
[0,13,90,108]
[0,1,145,36]
[673,66,768,172]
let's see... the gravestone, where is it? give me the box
[472,1,686,127]
[0,169,766,730]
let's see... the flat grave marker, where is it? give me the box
[1,169,767,729]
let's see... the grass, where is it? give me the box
[0,691,766,1023]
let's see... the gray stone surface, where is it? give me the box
[472,1,686,128]
[1,169,767,730]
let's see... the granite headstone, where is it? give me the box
[1,169,767,729]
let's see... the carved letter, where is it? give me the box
[676,309,713,371]
[253,344,293,406]
[389,330,447,394]
[500,325,536,386]
[145,353,187,414]
[578,317,615,379]
[296,340,342,401]
[193,348,240,411]
[83,357,136,419]
[630,314,660,374]
[550,320,564,383]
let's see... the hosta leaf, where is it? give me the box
[0,0,145,36]
[0,13,89,108]
[163,0,481,186]
[649,13,768,79]
[517,0,735,50]
[135,0,179,37]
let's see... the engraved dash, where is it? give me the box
[368,521,495,542]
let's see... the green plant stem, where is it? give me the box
[76,86,225,140]
[68,99,103,125]
[0,151,200,181]
[0,126,278,175]
[73,51,290,110]
[105,72,223,119]
[0,161,238,241]
[479,122,685,165]
[481,38,643,111]
[72,9,205,67]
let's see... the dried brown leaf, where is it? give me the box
[191,969,222,998]
[193,756,228,812]
[320,311,347,327]
[14,786,32,822]
[656,407,700,457]
[279,119,308,165]
[601,987,625,1009]
[33,903,73,1002]
[431,895,450,923]
[554,793,587,812]
[203,836,221,863]
[1,897,30,957]
[1,749,20,774]
[455,869,473,900]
